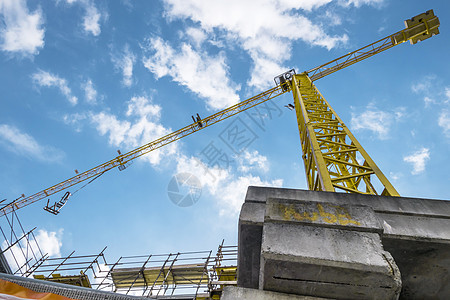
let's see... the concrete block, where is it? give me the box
[221,286,330,300]
[245,186,450,218]
[238,187,450,299]
[260,222,401,299]
[237,202,266,288]
[379,212,450,242]
[382,238,450,299]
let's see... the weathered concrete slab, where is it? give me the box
[238,202,265,288]
[265,198,382,233]
[238,186,450,299]
[221,286,330,300]
[379,212,450,242]
[260,223,401,299]
[245,187,450,220]
[260,198,401,299]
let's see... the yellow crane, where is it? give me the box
[0,10,440,217]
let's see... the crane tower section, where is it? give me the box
[290,73,398,196]
[275,9,440,196]
[0,10,439,216]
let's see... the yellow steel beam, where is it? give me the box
[3,10,440,215]
[291,73,399,196]
[291,74,334,191]
[1,85,289,216]
[306,10,439,81]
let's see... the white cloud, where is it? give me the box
[351,105,403,139]
[411,77,450,133]
[244,39,291,89]
[63,112,88,132]
[65,99,281,217]
[32,70,78,105]
[91,112,130,145]
[423,96,434,107]
[83,3,101,36]
[143,37,241,110]
[324,9,342,26]
[389,171,401,181]
[35,229,63,257]
[218,174,282,216]
[237,150,269,173]
[0,124,64,162]
[175,154,229,195]
[0,0,45,55]
[185,27,207,48]
[340,0,384,7]
[411,75,436,94]
[175,154,282,216]
[126,95,161,118]
[1,228,63,274]
[90,96,176,166]
[438,111,450,138]
[111,45,136,87]
[162,0,349,90]
[65,0,103,36]
[83,79,97,104]
[403,148,430,175]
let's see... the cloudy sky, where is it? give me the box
[0,0,449,272]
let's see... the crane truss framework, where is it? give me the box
[0,85,288,217]
[291,73,399,196]
[306,9,440,82]
[1,10,440,216]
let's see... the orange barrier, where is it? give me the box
[0,279,76,300]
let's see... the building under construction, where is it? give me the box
[0,9,448,300]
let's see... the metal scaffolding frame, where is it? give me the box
[0,208,46,275]
[29,241,237,299]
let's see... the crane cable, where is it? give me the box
[70,170,107,196]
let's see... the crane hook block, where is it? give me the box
[43,191,71,215]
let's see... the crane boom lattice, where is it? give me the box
[2,10,440,216]
[307,9,440,81]
[0,85,288,216]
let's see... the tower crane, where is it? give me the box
[0,10,440,217]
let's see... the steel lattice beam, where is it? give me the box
[291,73,399,196]
[0,85,288,216]
[2,10,440,215]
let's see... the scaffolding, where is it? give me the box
[29,241,237,299]
[0,208,46,276]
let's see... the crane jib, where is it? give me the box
[0,85,288,216]
[1,10,440,216]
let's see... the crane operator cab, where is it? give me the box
[274,69,296,92]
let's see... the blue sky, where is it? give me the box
[0,0,449,270]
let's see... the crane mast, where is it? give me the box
[283,9,439,195]
[1,10,440,215]
[290,73,398,195]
